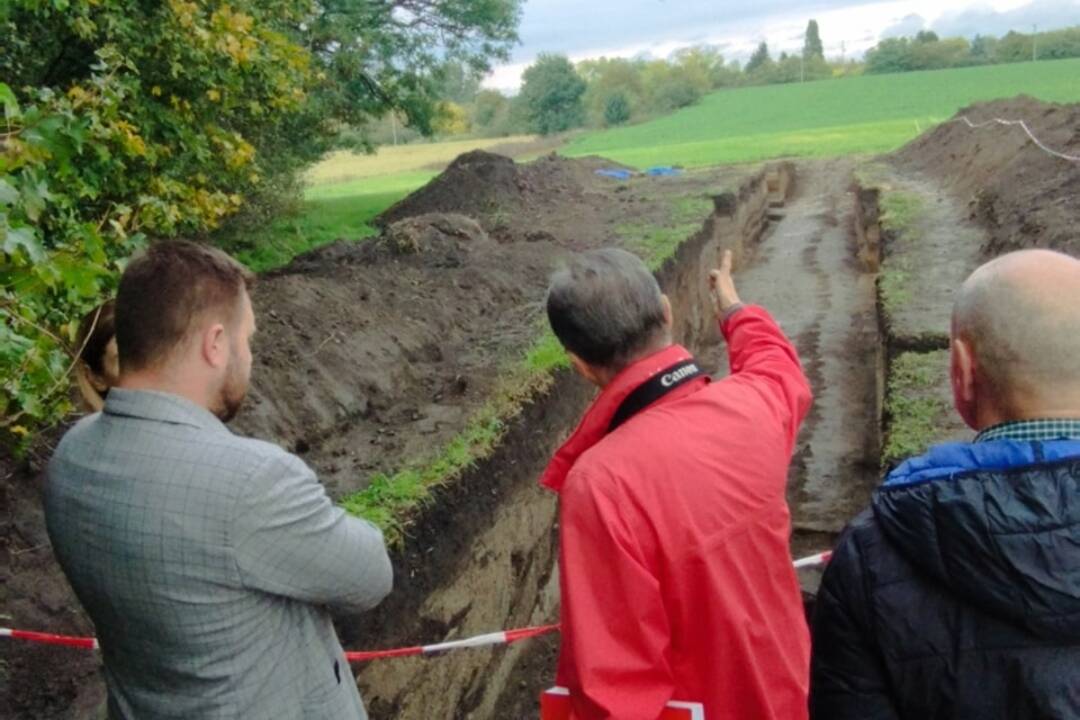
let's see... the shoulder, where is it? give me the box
[226,436,313,484]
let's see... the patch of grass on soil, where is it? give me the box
[617,194,713,269]
[341,331,570,546]
[230,171,432,272]
[880,191,922,236]
[883,350,951,468]
[566,58,1080,168]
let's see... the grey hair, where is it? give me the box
[953,250,1080,401]
[546,248,669,369]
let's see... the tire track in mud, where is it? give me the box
[709,159,881,559]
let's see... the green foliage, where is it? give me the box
[746,42,772,74]
[804,20,825,61]
[0,0,522,444]
[565,57,1080,168]
[0,0,316,443]
[518,54,587,135]
[883,351,950,468]
[603,93,632,126]
[471,89,514,135]
[865,25,1080,75]
[580,57,645,126]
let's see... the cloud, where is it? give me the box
[932,0,1080,37]
[881,13,928,38]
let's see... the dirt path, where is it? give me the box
[710,159,881,558]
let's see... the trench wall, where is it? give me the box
[344,162,796,719]
[853,180,970,471]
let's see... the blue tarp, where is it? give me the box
[595,168,634,180]
[594,166,684,180]
[644,166,683,177]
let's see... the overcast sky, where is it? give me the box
[484,0,1080,91]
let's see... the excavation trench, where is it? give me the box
[337,163,797,719]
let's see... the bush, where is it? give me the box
[0,0,521,446]
[603,93,632,126]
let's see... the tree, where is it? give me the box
[804,20,825,60]
[865,37,915,74]
[433,102,470,135]
[471,89,513,134]
[603,93,632,126]
[518,54,587,135]
[745,42,772,74]
[436,61,483,105]
[580,57,644,126]
[0,0,522,443]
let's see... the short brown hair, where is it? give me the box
[116,240,254,372]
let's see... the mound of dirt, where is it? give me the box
[377,150,631,236]
[1,150,747,720]
[892,96,1080,257]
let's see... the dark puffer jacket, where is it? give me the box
[810,439,1080,719]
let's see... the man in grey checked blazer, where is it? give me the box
[46,241,392,719]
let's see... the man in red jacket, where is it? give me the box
[541,248,812,720]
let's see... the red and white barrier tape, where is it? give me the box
[1,551,832,661]
[952,116,1080,163]
[346,624,558,662]
[792,550,832,570]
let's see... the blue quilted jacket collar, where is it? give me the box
[884,439,1080,487]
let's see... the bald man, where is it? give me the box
[809,250,1080,720]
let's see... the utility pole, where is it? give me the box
[1033,24,1038,62]
[391,112,398,146]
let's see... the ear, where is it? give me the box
[660,294,673,330]
[951,336,978,429]
[201,322,229,370]
[569,353,604,387]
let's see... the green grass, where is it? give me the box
[566,58,1080,168]
[883,351,951,468]
[233,171,434,272]
[341,332,570,545]
[616,195,714,269]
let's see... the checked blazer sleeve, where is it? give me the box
[234,451,393,612]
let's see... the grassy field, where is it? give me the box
[306,134,540,184]
[566,58,1080,168]
[242,58,1080,272]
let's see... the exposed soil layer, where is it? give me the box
[893,96,1080,258]
[1,153,748,720]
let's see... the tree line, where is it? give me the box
[392,21,1080,140]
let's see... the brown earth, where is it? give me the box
[235,152,746,499]
[893,96,1080,258]
[1,152,746,720]
[10,95,1077,718]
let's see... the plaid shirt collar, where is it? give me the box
[975,418,1080,443]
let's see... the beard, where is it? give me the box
[212,353,249,423]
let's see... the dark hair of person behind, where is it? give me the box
[75,299,116,376]
[116,240,255,373]
[546,247,667,369]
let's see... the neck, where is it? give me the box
[118,367,211,412]
[975,392,1080,431]
[597,341,678,388]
